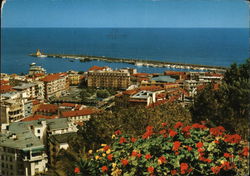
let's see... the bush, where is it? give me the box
[96,89,110,98]
[74,122,249,176]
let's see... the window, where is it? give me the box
[37,129,40,133]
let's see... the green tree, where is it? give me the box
[96,89,110,98]
[191,59,250,138]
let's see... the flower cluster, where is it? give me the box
[75,122,249,175]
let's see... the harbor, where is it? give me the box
[29,50,227,73]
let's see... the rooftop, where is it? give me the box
[61,108,96,118]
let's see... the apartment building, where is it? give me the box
[41,73,69,99]
[87,66,130,89]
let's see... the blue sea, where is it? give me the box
[1,28,249,74]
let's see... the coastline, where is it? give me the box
[29,53,227,73]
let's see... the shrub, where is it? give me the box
[74,122,249,176]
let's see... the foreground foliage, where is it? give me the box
[74,122,249,176]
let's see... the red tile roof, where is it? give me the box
[0,85,14,93]
[128,99,147,103]
[0,80,9,85]
[41,73,66,82]
[88,66,106,71]
[132,73,150,77]
[164,71,186,76]
[139,86,163,91]
[123,89,138,95]
[156,93,166,99]
[61,108,96,118]
[22,114,57,122]
[36,104,58,113]
[32,100,41,105]
[60,103,77,107]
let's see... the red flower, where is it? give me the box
[224,134,241,144]
[192,123,206,129]
[121,159,129,166]
[147,166,154,173]
[182,126,191,133]
[174,122,183,128]
[146,125,154,132]
[171,170,177,175]
[131,137,137,143]
[145,154,152,159]
[180,163,189,174]
[103,145,110,151]
[161,122,167,127]
[224,153,233,158]
[187,146,192,151]
[242,147,249,156]
[107,154,113,161]
[137,153,142,158]
[119,137,126,144]
[131,151,137,157]
[196,142,203,148]
[198,148,205,153]
[172,141,181,151]
[74,167,80,174]
[101,166,108,172]
[199,156,212,163]
[142,131,153,139]
[169,130,177,137]
[158,156,167,164]
[114,130,122,135]
[159,129,167,135]
[214,140,220,144]
[221,161,233,170]
[210,126,225,136]
[211,166,221,174]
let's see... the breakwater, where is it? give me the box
[29,53,227,72]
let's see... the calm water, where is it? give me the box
[1,28,249,74]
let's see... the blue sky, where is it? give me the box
[2,0,249,28]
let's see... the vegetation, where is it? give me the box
[191,59,250,139]
[96,89,110,98]
[74,122,249,176]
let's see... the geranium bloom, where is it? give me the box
[224,134,241,144]
[211,166,221,174]
[107,154,113,161]
[142,131,153,139]
[221,161,233,170]
[103,145,110,151]
[182,126,191,133]
[169,130,177,137]
[137,153,142,158]
[131,151,137,157]
[121,159,129,166]
[224,153,233,158]
[171,170,177,175]
[161,122,167,127]
[131,137,137,143]
[159,129,167,135]
[101,166,108,172]
[210,126,225,136]
[74,167,80,174]
[174,122,183,128]
[147,166,154,173]
[146,125,153,132]
[180,163,189,174]
[242,147,249,156]
[187,146,192,151]
[119,137,126,144]
[145,154,152,159]
[196,142,203,148]
[158,156,167,164]
[114,130,122,135]
[172,141,181,151]
[192,123,206,129]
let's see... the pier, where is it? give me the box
[29,52,227,72]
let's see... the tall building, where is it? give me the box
[28,63,46,75]
[41,73,69,99]
[87,66,130,89]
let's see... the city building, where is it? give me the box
[61,108,97,123]
[87,66,130,89]
[0,92,24,125]
[28,63,46,76]
[41,73,69,99]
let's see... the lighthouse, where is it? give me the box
[36,49,42,56]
